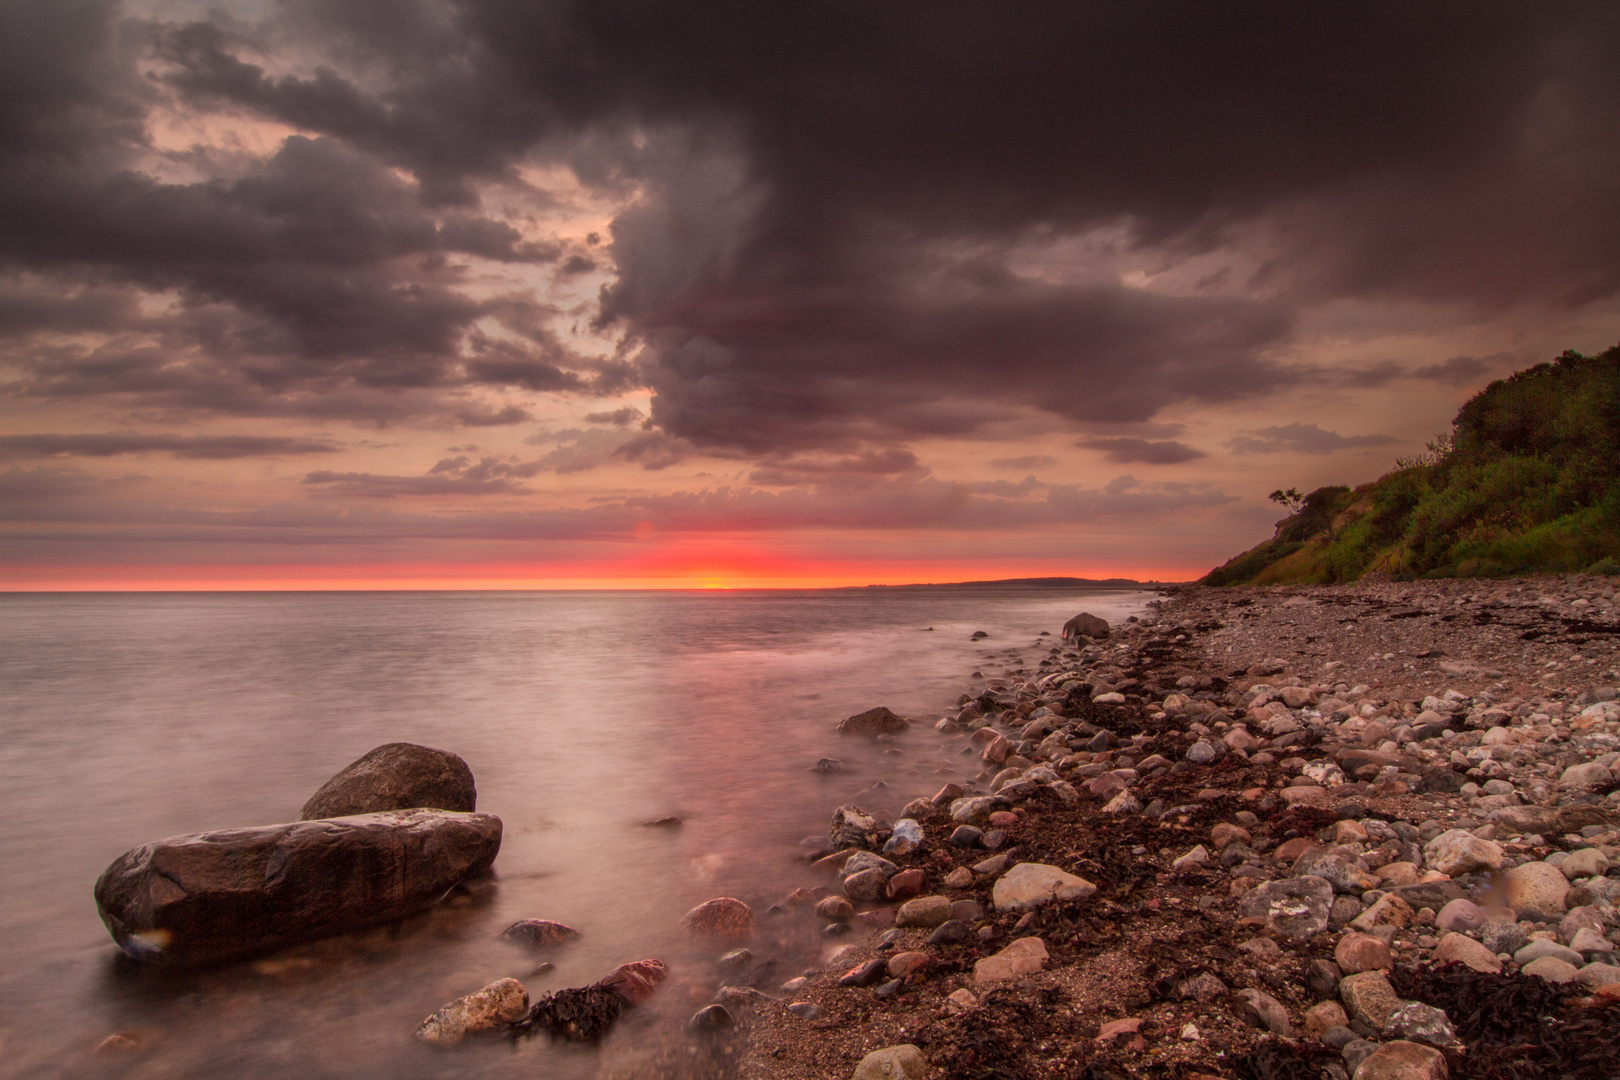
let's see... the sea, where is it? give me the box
[0,586,1152,1079]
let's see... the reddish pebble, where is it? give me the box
[887,868,926,900]
[887,951,932,978]
[598,959,668,1005]
[988,811,1018,828]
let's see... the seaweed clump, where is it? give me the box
[1391,963,1620,1079]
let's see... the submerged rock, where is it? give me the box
[838,707,908,737]
[680,898,754,943]
[501,920,581,950]
[298,743,476,820]
[94,808,502,967]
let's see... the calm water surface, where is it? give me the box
[0,588,1150,1079]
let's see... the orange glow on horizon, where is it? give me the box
[0,556,1202,591]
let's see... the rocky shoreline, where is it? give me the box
[695,574,1620,1080]
[83,575,1620,1077]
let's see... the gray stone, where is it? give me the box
[1515,939,1583,966]
[1239,876,1334,939]
[1063,612,1110,640]
[1382,1002,1458,1048]
[1422,829,1505,877]
[1235,988,1294,1036]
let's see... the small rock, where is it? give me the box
[945,987,977,1014]
[1305,1000,1349,1037]
[680,898,754,943]
[1514,939,1583,966]
[851,1043,927,1080]
[1239,877,1334,939]
[1422,830,1505,877]
[927,919,970,945]
[895,895,953,928]
[886,868,926,901]
[991,863,1097,912]
[1383,1002,1458,1048]
[1432,932,1501,974]
[501,920,581,950]
[1173,845,1210,872]
[839,707,908,737]
[688,1004,734,1032]
[1335,932,1392,974]
[1352,1039,1448,1080]
[1433,899,1484,932]
[1521,955,1579,983]
[1561,847,1610,880]
[843,867,889,901]
[973,936,1048,984]
[943,867,974,889]
[883,819,924,857]
[415,978,528,1044]
[1235,988,1294,1036]
[1503,862,1570,921]
[787,1001,823,1019]
[1176,972,1229,1002]
[817,895,855,921]
[1339,970,1399,1029]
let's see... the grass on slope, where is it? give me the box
[1205,344,1620,585]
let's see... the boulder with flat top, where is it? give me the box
[94,808,502,968]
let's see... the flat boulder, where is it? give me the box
[838,707,908,737]
[95,808,502,967]
[991,862,1097,912]
[299,743,476,821]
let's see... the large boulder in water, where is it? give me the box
[837,707,908,737]
[299,742,476,820]
[94,808,502,967]
[1062,612,1110,640]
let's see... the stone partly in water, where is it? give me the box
[501,920,581,950]
[1062,612,1110,640]
[680,898,754,943]
[416,978,528,1045]
[94,808,502,968]
[298,742,477,820]
[838,707,908,737]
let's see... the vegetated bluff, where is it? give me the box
[1205,344,1620,585]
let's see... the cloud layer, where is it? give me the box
[2,1,1619,581]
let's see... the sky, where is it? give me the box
[2,1,1619,589]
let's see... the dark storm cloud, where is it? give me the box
[1412,354,1499,385]
[1078,438,1206,466]
[1226,424,1398,456]
[0,432,342,459]
[583,406,645,427]
[4,0,1619,454]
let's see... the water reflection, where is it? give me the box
[0,588,1147,1078]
